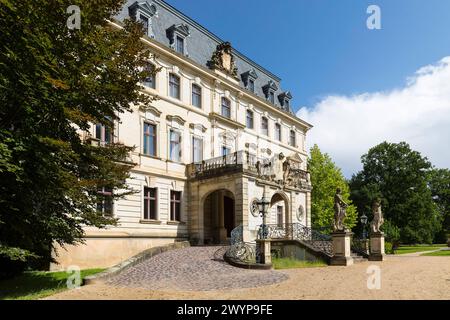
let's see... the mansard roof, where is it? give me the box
[116,0,298,115]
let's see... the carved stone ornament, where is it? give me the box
[208,42,238,78]
[297,205,305,221]
[250,199,260,217]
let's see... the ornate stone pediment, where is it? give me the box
[219,131,237,145]
[129,1,157,18]
[166,115,186,125]
[208,42,238,78]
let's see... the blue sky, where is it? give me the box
[166,0,450,176]
[166,0,450,109]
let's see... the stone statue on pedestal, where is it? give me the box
[370,198,384,234]
[333,188,348,232]
[272,153,285,185]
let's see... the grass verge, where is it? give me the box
[0,268,105,300]
[272,257,327,269]
[421,249,450,256]
[395,244,446,255]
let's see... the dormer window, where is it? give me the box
[241,69,258,93]
[269,91,275,104]
[128,1,158,38]
[262,80,278,104]
[176,36,184,54]
[248,79,255,92]
[167,24,190,56]
[278,91,293,111]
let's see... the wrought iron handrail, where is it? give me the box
[257,223,333,257]
[351,237,370,258]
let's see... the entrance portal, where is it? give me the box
[203,190,235,244]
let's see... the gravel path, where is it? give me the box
[105,246,288,291]
[46,249,450,300]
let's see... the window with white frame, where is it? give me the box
[95,121,113,145]
[289,130,296,147]
[261,117,268,136]
[143,122,157,156]
[170,190,181,221]
[169,73,180,99]
[221,97,231,118]
[246,110,254,129]
[142,63,155,89]
[169,129,182,162]
[97,187,113,216]
[143,187,157,220]
[192,136,203,163]
[275,123,282,141]
[191,84,202,108]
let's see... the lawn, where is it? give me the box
[0,268,105,300]
[272,257,327,269]
[421,249,450,256]
[395,244,446,255]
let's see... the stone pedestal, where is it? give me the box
[331,231,354,266]
[256,239,272,265]
[369,232,385,261]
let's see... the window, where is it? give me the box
[261,117,268,136]
[170,190,181,221]
[169,129,181,162]
[246,110,254,129]
[143,187,157,220]
[169,73,180,99]
[221,97,231,118]
[95,122,113,144]
[275,123,281,141]
[192,136,203,163]
[248,79,255,93]
[176,36,184,54]
[191,84,202,108]
[143,63,155,89]
[97,187,113,216]
[284,99,290,110]
[269,91,275,104]
[290,130,296,147]
[222,146,230,156]
[139,15,149,35]
[143,122,156,156]
[277,206,283,227]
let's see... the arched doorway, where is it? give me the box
[203,189,235,244]
[270,192,290,227]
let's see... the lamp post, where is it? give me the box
[360,213,368,240]
[257,196,270,239]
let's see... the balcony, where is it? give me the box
[187,150,310,189]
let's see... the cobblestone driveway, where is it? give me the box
[106,246,288,291]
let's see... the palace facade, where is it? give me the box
[53,0,313,269]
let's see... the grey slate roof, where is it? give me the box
[115,0,295,114]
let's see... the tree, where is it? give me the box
[428,168,450,243]
[308,145,358,233]
[349,142,441,244]
[0,0,155,275]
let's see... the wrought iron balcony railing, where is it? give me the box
[187,151,310,189]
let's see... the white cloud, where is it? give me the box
[297,56,450,177]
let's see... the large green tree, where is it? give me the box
[429,168,450,242]
[308,145,358,233]
[0,0,155,275]
[349,142,441,244]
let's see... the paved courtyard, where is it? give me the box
[105,246,287,291]
[46,247,450,300]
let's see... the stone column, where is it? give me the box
[369,232,385,261]
[218,191,227,243]
[256,239,272,265]
[331,231,354,266]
